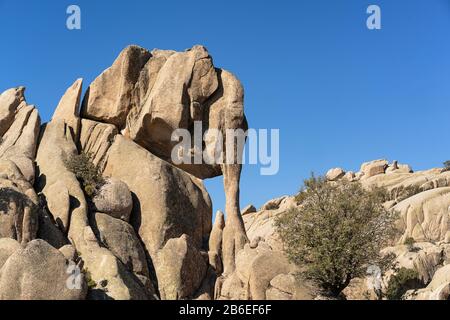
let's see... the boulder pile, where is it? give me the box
[0,45,247,300]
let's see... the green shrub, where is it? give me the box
[83,269,97,290]
[444,161,450,172]
[275,175,399,298]
[393,185,422,202]
[64,152,105,198]
[404,237,416,252]
[386,268,422,300]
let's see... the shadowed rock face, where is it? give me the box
[0,160,39,245]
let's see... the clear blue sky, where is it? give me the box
[1,0,449,214]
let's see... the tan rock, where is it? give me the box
[90,212,154,295]
[0,87,25,136]
[82,46,151,128]
[260,196,287,211]
[155,234,207,300]
[126,45,218,161]
[59,244,77,261]
[360,159,388,178]
[79,224,151,300]
[0,238,21,269]
[36,120,146,300]
[0,88,40,183]
[120,47,249,276]
[326,168,345,181]
[79,119,118,171]
[92,178,133,222]
[0,239,87,300]
[241,205,257,216]
[132,49,176,116]
[36,120,82,234]
[0,160,39,245]
[343,171,356,181]
[52,79,82,140]
[209,211,224,274]
[393,187,450,243]
[103,135,212,258]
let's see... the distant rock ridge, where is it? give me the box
[216,159,450,300]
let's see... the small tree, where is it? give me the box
[404,237,417,252]
[276,175,399,297]
[64,152,105,197]
[385,268,421,300]
[444,161,450,172]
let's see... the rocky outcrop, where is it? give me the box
[215,195,311,300]
[103,135,212,256]
[90,212,154,295]
[0,87,40,183]
[36,83,152,300]
[0,44,252,301]
[124,45,218,164]
[0,160,39,245]
[0,240,87,300]
[324,160,450,244]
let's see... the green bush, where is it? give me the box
[275,175,399,298]
[404,237,416,252]
[444,161,450,172]
[393,185,422,202]
[83,269,97,289]
[386,268,421,300]
[64,152,105,198]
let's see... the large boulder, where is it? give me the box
[81,46,152,129]
[326,168,345,181]
[90,212,153,295]
[0,88,40,183]
[393,187,450,243]
[0,240,87,300]
[103,135,212,258]
[360,159,388,178]
[405,264,450,300]
[0,87,25,136]
[91,178,133,222]
[155,234,207,300]
[0,238,21,269]
[125,45,219,164]
[52,79,83,141]
[0,160,39,245]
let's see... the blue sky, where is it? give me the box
[1,0,449,214]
